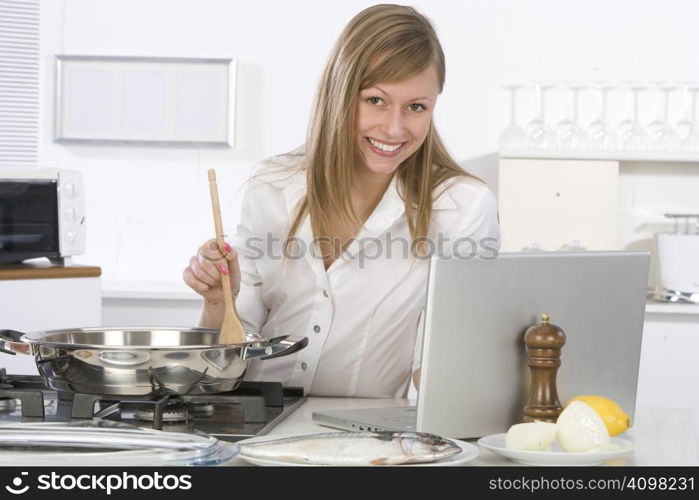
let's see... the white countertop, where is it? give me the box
[227,398,699,466]
[99,277,699,315]
[101,278,200,300]
[644,301,699,315]
[101,279,699,317]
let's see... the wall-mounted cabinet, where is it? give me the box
[499,158,619,252]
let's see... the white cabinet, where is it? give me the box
[498,158,619,251]
[636,308,699,411]
[0,264,101,374]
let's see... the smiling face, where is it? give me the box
[355,64,440,178]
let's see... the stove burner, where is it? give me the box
[134,403,215,423]
[0,398,17,412]
[136,403,191,423]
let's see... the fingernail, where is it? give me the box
[220,264,229,275]
[223,242,232,252]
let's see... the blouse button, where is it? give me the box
[322,289,329,298]
[301,362,308,370]
[313,325,321,333]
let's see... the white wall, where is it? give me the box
[37,0,699,299]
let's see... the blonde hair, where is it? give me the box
[287,4,478,257]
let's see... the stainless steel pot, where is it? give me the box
[0,327,308,396]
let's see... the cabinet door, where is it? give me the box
[498,159,619,251]
[0,277,101,374]
[636,316,699,410]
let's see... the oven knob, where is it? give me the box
[64,206,77,223]
[64,182,78,198]
[65,229,78,243]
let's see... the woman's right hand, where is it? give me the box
[183,239,241,306]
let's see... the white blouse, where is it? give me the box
[232,153,500,398]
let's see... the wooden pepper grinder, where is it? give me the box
[523,313,566,423]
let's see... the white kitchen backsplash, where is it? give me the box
[70,158,246,286]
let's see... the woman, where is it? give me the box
[183,4,500,398]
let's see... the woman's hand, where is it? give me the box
[183,239,241,307]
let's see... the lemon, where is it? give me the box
[566,395,630,436]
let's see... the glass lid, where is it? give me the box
[0,420,238,466]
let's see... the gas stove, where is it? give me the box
[0,369,306,442]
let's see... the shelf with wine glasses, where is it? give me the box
[499,81,699,164]
[498,150,699,163]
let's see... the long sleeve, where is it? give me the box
[231,176,269,335]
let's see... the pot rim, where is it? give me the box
[19,326,260,351]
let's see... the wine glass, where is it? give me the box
[673,83,699,152]
[498,85,527,151]
[555,82,586,150]
[526,83,554,150]
[616,82,648,152]
[586,82,616,150]
[646,83,678,152]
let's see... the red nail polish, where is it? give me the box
[220,264,229,275]
[223,243,232,252]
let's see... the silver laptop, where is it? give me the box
[312,252,650,439]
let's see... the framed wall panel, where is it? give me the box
[54,56,236,147]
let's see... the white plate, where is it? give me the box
[477,434,634,466]
[236,433,479,467]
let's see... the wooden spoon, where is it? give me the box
[207,168,246,345]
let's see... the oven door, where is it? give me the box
[0,180,60,264]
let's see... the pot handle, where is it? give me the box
[0,329,29,356]
[243,336,309,360]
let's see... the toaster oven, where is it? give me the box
[0,168,85,265]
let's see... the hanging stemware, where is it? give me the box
[586,82,616,150]
[617,82,648,152]
[498,85,527,150]
[555,81,587,150]
[646,83,678,152]
[673,83,699,152]
[526,82,555,150]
